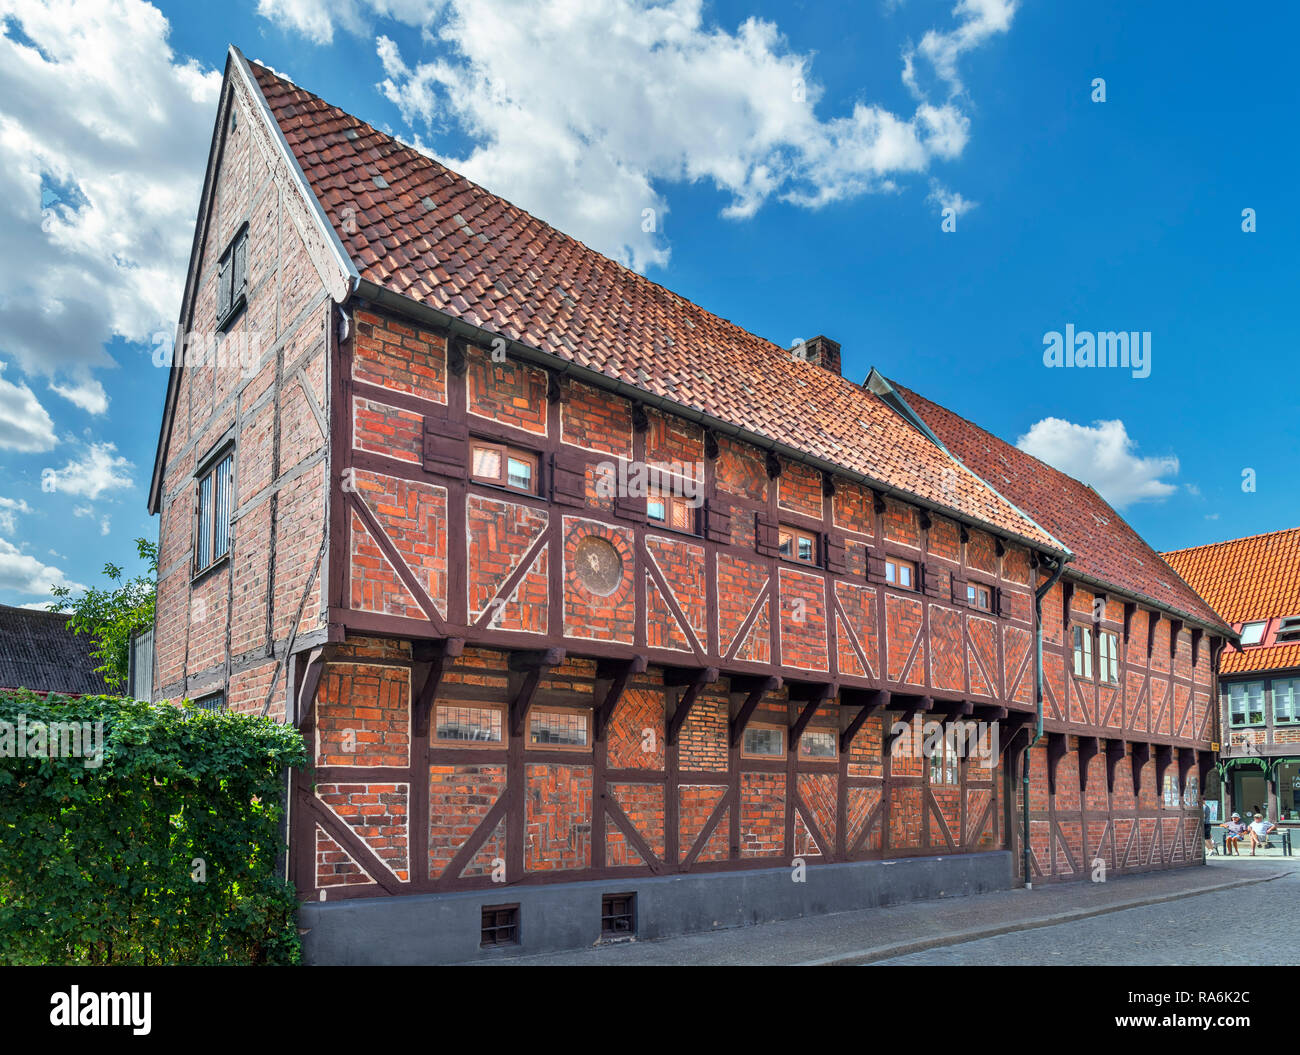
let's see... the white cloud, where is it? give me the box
[49,377,108,414]
[904,0,1019,100]
[0,0,221,398]
[99,514,110,535]
[0,360,57,451]
[1016,418,1179,510]
[927,179,977,218]
[259,0,1016,271]
[0,536,83,596]
[40,441,134,500]
[0,495,32,534]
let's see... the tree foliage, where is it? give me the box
[50,537,157,691]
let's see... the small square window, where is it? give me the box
[647,484,695,533]
[1276,617,1300,643]
[741,724,786,759]
[528,708,590,749]
[471,441,538,495]
[192,692,226,712]
[886,558,916,590]
[601,893,636,938]
[1239,621,1267,646]
[799,729,838,759]
[778,526,817,565]
[966,584,992,610]
[480,904,519,948]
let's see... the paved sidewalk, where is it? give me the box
[470,857,1290,966]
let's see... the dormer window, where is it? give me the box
[1239,621,1267,646]
[1276,617,1300,643]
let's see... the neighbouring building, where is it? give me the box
[0,604,111,697]
[146,46,1233,964]
[1164,527,1300,829]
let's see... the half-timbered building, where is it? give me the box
[147,47,1233,963]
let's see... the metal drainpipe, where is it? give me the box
[1025,556,1068,889]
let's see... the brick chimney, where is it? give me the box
[801,335,841,375]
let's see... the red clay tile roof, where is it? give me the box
[1220,643,1300,676]
[1163,528,1300,625]
[246,59,1066,556]
[891,382,1231,634]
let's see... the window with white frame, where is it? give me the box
[1228,681,1265,726]
[1072,625,1093,678]
[1239,621,1267,646]
[1099,631,1120,684]
[1273,679,1299,724]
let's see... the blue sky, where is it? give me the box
[0,0,1294,608]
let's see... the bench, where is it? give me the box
[1216,826,1292,855]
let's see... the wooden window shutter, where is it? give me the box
[823,535,847,575]
[549,451,586,508]
[217,253,232,319]
[233,229,248,299]
[422,416,468,479]
[704,499,731,544]
[614,489,646,523]
[950,571,968,606]
[995,587,1013,619]
[921,562,944,598]
[865,545,887,582]
[755,511,779,557]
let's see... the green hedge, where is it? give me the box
[0,690,308,965]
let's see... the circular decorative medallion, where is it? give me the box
[574,534,624,596]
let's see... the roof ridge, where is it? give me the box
[1162,524,1300,557]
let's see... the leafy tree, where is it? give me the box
[49,537,158,691]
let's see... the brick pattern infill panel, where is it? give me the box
[678,687,728,771]
[316,826,374,888]
[967,529,998,574]
[835,581,879,679]
[739,772,786,857]
[928,516,961,561]
[717,552,771,662]
[607,686,667,770]
[561,379,633,457]
[316,664,410,767]
[645,409,703,475]
[967,615,998,698]
[714,434,768,502]
[525,764,593,872]
[929,605,964,692]
[679,784,730,862]
[889,785,923,849]
[832,480,873,536]
[929,787,961,848]
[645,534,707,652]
[353,396,423,463]
[847,714,884,778]
[883,498,920,547]
[317,783,410,881]
[428,764,507,879]
[798,772,838,848]
[847,785,883,851]
[466,345,548,435]
[467,494,549,630]
[1004,625,1033,704]
[779,567,828,672]
[353,310,447,404]
[886,593,924,684]
[778,457,822,518]
[353,469,449,616]
[562,518,636,643]
[608,782,666,863]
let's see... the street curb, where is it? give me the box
[797,871,1288,966]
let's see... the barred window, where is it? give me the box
[799,729,838,759]
[195,449,233,574]
[741,724,785,759]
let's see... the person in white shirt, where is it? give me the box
[1247,813,1276,855]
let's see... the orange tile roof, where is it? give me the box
[1220,642,1300,676]
[893,382,1231,633]
[1163,527,1300,624]
[246,59,1066,556]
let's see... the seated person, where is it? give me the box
[1247,813,1277,855]
[1221,813,1247,855]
